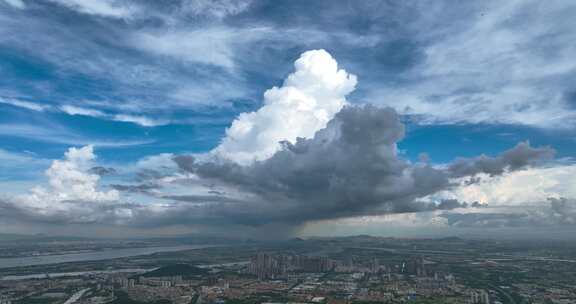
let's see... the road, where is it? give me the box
[63,288,90,304]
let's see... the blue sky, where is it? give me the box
[0,0,576,237]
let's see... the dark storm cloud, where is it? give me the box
[166,105,556,227]
[447,141,555,178]
[0,103,556,230]
[436,199,468,210]
[0,105,556,230]
[108,168,172,194]
[89,166,117,176]
[110,183,159,194]
[136,169,167,181]
[470,201,486,208]
[463,176,482,186]
[170,106,476,225]
[162,194,247,204]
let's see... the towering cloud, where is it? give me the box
[176,105,461,225]
[7,145,125,223]
[173,100,555,226]
[27,145,118,202]
[213,49,357,164]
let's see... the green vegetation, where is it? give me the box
[109,291,170,304]
[16,300,57,304]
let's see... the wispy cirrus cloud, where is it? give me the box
[3,0,576,129]
[0,123,153,147]
[1,99,168,127]
[0,148,49,181]
[0,97,50,111]
[132,28,242,69]
[44,0,138,19]
[365,0,576,128]
[60,104,169,127]
[112,114,168,127]
[59,104,105,117]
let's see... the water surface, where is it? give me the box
[0,245,214,269]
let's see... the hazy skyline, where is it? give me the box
[0,0,575,238]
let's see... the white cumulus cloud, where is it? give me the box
[438,164,576,206]
[13,145,122,221]
[213,49,357,164]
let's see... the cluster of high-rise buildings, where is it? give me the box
[469,290,491,304]
[117,275,195,289]
[247,254,434,281]
[0,296,11,304]
[247,253,337,279]
[400,257,428,277]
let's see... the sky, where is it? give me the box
[0,0,575,239]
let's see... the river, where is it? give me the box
[0,244,215,269]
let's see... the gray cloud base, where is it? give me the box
[448,142,555,178]
[0,105,558,232]
[170,105,552,226]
